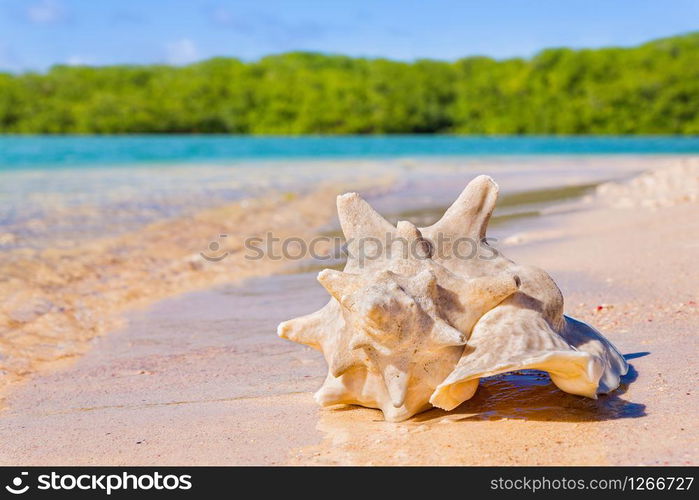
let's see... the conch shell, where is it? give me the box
[279,175,629,421]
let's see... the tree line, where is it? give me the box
[0,32,697,134]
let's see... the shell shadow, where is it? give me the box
[413,361,645,423]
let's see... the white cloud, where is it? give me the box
[166,38,199,65]
[66,55,93,66]
[26,0,64,25]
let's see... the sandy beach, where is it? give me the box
[3,0,699,475]
[0,157,697,465]
[0,174,396,395]
[0,155,659,394]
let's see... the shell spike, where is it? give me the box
[431,319,467,347]
[383,363,410,408]
[277,309,324,350]
[462,272,521,313]
[395,220,432,259]
[317,269,361,302]
[336,192,394,241]
[426,175,499,239]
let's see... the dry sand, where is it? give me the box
[291,200,698,465]
[0,163,697,465]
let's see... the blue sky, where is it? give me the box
[1,0,698,72]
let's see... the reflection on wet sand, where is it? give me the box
[294,365,644,465]
[415,366,645,423]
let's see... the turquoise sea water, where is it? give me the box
[1,135,697,250]
[2,135,699,169]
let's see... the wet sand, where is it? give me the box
[1,155,660,396]
[0,178,393,397]
[1,160,698,465]
[0,274,328,465]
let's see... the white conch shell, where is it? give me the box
[279,175,629,421]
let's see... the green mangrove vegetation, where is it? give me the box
[0,32,697,134]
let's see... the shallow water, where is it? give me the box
[0,154,655,251]
[0,146,691,396]
[3,135,699,169]
[1,135,695,250]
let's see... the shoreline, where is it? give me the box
[1,154,674,397]
[0,177,394,400]
[0,157,697,465]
